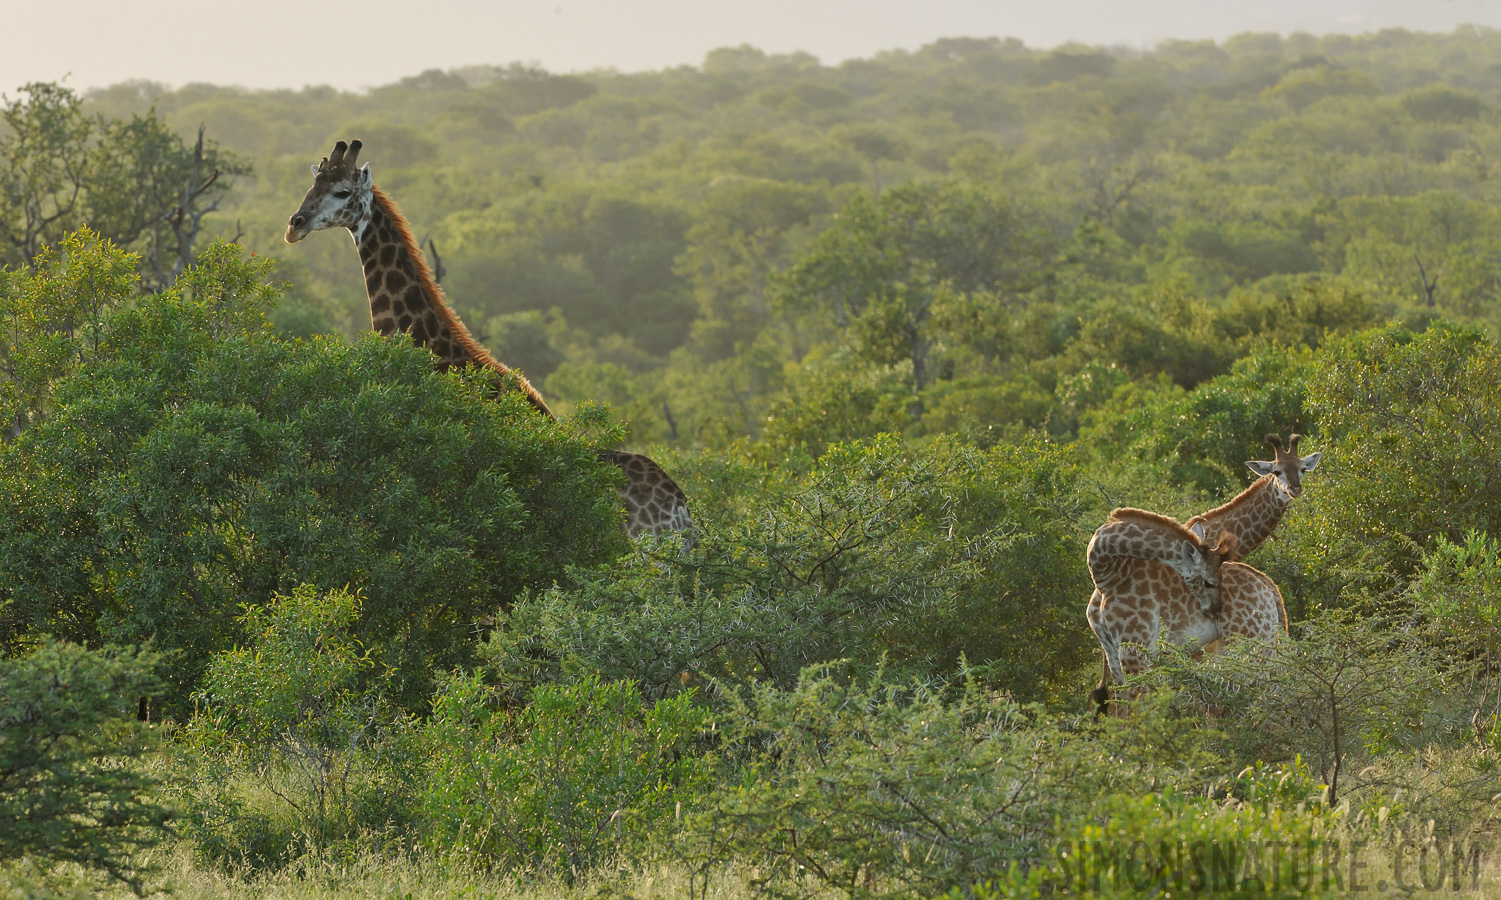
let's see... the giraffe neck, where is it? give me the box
[351,187,552,417]
[1188,474,1289,558]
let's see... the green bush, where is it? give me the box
[1145,610,1439,808]
[484,434,1093,703]
[1286,321,1501,605]
[421,673,710,882]
[1079,343,1317,497]
[682,666,1222,899]
[757,351,911,457]
[1411,530,1501,753]
[0,237,626,709]
[0,639,169,894]
[999,766,1336,899]
[173,585,420,868]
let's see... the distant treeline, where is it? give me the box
[19,27,1501,449]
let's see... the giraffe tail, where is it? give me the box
[1088,652,1112,717]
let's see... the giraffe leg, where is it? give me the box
[1089,652,1112,716]
[1086,590,1128,686]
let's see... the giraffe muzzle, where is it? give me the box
[285,215,308,244]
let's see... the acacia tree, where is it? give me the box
[773,182,1051,417]
[0,81,246,281]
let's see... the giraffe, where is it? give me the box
[284,140,693,540]
[1206,562,1288,648]
[1185,433,1321,559]
[1085,507,1238,704]
[1086,558,1286,714]
[1085,433,1314,713]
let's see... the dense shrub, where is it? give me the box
[680,665,1224,899]
[173,585,414,866]
[1079,343,1317,498]
[0,238,626,709]
[1146,611,1439,807]
[1285,321,1501,605]
[421,674,710,882]
[0,640,170,893]
[1411,531,1501,754]
[997,766,1336,899]
[483,434,1094,703]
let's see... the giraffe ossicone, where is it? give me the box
[285,139,694,541]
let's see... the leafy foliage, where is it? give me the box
[174,585,415,865]
[1147,611,1439,807]
[0,237,625,710]
[682,665,1222,899]
[0,640,170,893]
[1288,322,1501,602]
[1,83,245,279]
[422,673,709,881]
[484,434,1092,703]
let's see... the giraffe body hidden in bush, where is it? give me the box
[285,140,692,540]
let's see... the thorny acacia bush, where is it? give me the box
[481,434,1094,704]
[0,640,170,894]
[676,664,1230,900]
[421,673,711,883]
[0,234,625,711]
[1145,611,1443,809]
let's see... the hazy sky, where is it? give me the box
[7,0,1501,94]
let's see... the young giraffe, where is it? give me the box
[1186,433,1321,560]
[284,140,693,540]
[1086,559,1285,714]
[1085,508,1238,704]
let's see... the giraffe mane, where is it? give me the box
[1186,473,1278,529]
[370,186,553,417]
[1106,507,1203,546]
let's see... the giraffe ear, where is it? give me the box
[1179,539,1202,568]
[1246,459,1276,477]
[1300,451,1321,472]
[310,164,320,176]
[358,163,372,185]
[1190,521,1207,541]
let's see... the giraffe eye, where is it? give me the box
[333,190,351,199]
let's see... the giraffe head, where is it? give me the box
[1245,432,1321,499]
[285,139,372,243]
[1188,530,1237,616]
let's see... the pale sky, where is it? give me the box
[7,0,1501,94]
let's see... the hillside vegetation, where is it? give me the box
[0,26,1500,898]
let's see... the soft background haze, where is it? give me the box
[7,0,1501,91]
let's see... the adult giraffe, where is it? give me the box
[285,140,692,540]
[1085,507,1238,708]
[1086,559,1286,714]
